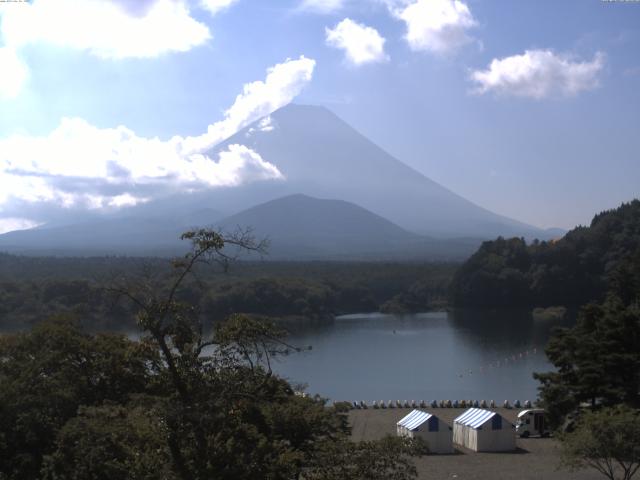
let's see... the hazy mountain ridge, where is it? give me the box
[215,194,478,260]
[212,104,552,239]
[0,104,560,259]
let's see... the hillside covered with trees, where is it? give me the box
[449,200,640,308]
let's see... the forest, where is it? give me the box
[0,253,454,331]
[449,200,640,308]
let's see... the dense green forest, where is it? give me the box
[0,254,454,331]
[534,247,640,426]
[449,200,640,308]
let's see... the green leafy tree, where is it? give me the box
[0,317,157,479]
[42,400,175,480]
[560,406,640,480]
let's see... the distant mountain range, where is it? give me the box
[0,194,479,259]
[0,104,563,259]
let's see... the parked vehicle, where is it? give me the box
[515,409,550,438]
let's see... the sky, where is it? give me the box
[0,0,639,233]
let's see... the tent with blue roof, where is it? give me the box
[453,408,515,452]
[396,409,453,454]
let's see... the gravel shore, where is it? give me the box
[349,408,601,480]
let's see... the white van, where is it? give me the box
[515,409,550,438]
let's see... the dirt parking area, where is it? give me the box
[349,408,602,480]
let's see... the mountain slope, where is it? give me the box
[0,103,553,257]
[215,194,478,260]
[210,104,548,239]
[0,194,478,259]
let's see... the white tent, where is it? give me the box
[396,409,453,454]
[453,408,515,452]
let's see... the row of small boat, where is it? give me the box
[347,399,534,410]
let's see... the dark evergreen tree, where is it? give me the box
[450,200,640,308]
[535,251,640,429]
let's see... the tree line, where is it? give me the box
[0,258,454,331]
[449,200,640,308]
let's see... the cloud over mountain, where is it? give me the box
[0,56,314,232]
[180,56,316,153]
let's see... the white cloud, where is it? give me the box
[0,119,284,211]
[0,56,315,229]
[299,0,344,14]
[179,55,316,153]
[470,50,605,99]
[199,0,240,16]
[0,0,210,98]
[245,116,276,138]
[0,217,41,235]
[0,47,28,99]
[325,18,388,66]
[257,116,275,132]
[194,144,284,186]
[391,0,477,54]
[1,0,210,59]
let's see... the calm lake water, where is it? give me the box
[271,309,572,403]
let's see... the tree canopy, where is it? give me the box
[534,247,640,429]
[450,200,640,308]
[560,406,640,480]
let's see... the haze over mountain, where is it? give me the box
[210,104,553,239]
[0,104,560,258]
[215,194,478,260]
[0,194,479,259]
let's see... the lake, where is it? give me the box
[271,309,572,404]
